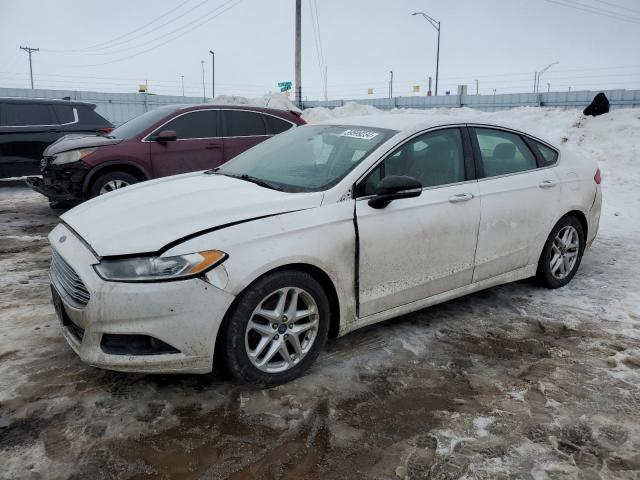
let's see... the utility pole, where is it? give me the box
[181,75,185,97]
[295,0,302,108]
[533,72,538,94]
[209,50,215,99]
[389,70,393,98]
[19,46,39,89]
[475,79,479,95]
[412,12,440,96]
[200,60,206,102]
[324,64,328,101]
[547,83,551,93]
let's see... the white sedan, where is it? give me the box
[48,114,602,385]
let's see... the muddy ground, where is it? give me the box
[1,184,639,480]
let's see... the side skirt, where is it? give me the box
[339,264,537,336]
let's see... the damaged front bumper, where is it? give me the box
[26,176,82,202]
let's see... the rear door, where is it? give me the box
[470,126,561,282]
[0,102,60,177]
[221,110,272,162]
[148,109,223,177]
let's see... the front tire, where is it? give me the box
[537,216,585,289]
[89,171,138,198]
[221,270,330,386]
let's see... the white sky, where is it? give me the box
[1,0,639,100]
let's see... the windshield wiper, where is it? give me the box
[206,170,283,191]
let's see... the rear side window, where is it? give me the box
[154,110,218,139]
[53,105,76,124]
[264,114,293,134]
[534,141,558,166]
[76,105,110,126]
[224,110,267,137]
[474,128,537,177]
[2,103,56,126]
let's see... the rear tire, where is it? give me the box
[221,270,330,386]
[536,216,585,289]
[89,171,138,198]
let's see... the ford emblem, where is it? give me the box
[59,235,67,244]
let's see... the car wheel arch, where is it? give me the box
[83,161,149,194]
[218,262,341,344]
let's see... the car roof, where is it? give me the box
[166,104,300,115]
[318,113,523,133]
[0,97,94,107]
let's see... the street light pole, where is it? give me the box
[209,50,215,99]
[536,61,559,94]
[412,12,440,96]
[181,75,184,97]
[389,70,393,98]
[200,60,206,102]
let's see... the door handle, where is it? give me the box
[206,143,221,149]
[539,180,557,189]
[448,193,474,203]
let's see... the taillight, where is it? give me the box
[594,168,601,185]
[100,127,114,134]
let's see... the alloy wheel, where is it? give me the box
[244,287,319,373]
[550,225,580,280]
[99,179,130,195]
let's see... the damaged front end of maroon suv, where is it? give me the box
[27,104,305,208]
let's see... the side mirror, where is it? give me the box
[368,175,422,209]
[154,129,177,142]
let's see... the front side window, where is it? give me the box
[474,128,537,177]
[153,110,218,139]
[224,110,267,137]
[358,128,466,197]
[218,124,396,192]
[2,103,56,126]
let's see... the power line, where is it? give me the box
[591,0,640,15]
[541,0,640,24]
[44,0,196,53]
[45,0,243,68]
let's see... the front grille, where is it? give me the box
[51,250,90,307]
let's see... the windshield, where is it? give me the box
[109,106,182,139]
[217,124,396,192]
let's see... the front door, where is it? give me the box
[148,109,223,178]
[470,127,561,282]
[355,127,481,318]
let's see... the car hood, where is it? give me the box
[61,172,324,257]
[44,134,123,156]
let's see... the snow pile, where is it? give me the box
[211,91,300,112]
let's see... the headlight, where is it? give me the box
[94,250,227,282]
[51,148,96,166]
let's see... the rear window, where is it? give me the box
[264,114,294,134]
[76,105,110,126]
[2,103,56,126]
[224,110,267,137]
[53,105,76,124]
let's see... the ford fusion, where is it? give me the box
[48,115,602,385]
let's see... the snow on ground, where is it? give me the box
[0,101,639,479]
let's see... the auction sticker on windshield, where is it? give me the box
[340,129,380,140]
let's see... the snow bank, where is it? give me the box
[211,91,301,112]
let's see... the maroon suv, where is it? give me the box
[27,104,305,207]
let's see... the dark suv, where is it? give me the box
[27,104,305,207]
[0,98,113,178]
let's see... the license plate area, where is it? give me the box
[51,286,85,342]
